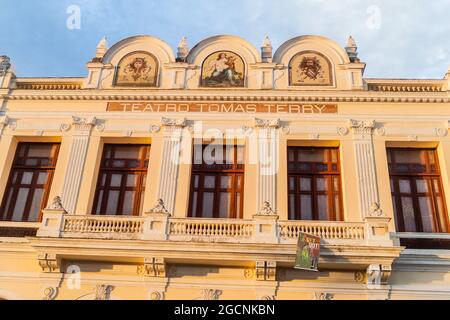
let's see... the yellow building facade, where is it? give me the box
[0,35,450,300]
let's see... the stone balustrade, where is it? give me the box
[35,208,394,247]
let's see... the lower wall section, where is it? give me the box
[0,256,450,300]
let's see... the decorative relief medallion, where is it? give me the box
[42,287,58,300]
[201,51,245,88]
[289,51,333,86]
[244,268,255,279]
[435,128,448,137]
[337,126,349,136]
[115,51,158,87]
[150,291,164,301]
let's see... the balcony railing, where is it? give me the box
[36,209,393,247]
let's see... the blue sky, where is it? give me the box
[0,0,449,79]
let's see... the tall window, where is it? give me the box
[0,143,60,222]
[388,148,448,233]
[288,147,342,221]
[93,144,150,216]
[189,144,245,219]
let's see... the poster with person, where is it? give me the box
[294,233,321,271]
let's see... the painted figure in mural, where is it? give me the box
[204,53,243,87]
[122,57,152,82]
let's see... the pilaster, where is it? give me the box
[156,117,186,214]
[348,119,381,219]
[60,116,96,214]
[254,118,280,215]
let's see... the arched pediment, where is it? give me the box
[187,35,261,66]
[274,35,350,66]
[102,35,175,66]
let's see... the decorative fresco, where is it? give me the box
[289,51,333,86]
[115,52,158,87]
[201,51,245,87]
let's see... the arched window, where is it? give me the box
[289,51,333,86]
[201,51,245,88]
[114,51,159,87]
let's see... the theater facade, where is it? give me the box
[0,34,450,300]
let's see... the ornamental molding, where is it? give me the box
[348,119,376,135]
[42,287,58,301]
[137,257,166,278]
[254,118,281,129]
[46,196,67,212]
[94,284,114,300]
[5,94,450,104]
[367,264,392,288]
[256,261,277,281]
[0,56,11,76]
[257,202,277,216]
[314,292,334,300]
[161,117,187,128]
[200,289,222,301]
[38,253,60,273]
[369,202,385,217]
[148,199,170,215]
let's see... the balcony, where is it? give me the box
[35,208,392,247]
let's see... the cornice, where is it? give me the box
[4,92,450,104]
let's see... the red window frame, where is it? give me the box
[287,147,343,221]
[0,142,60,222]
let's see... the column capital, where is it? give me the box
[161,117,187,128]
[254,118,281,129]
[348,119,376,135]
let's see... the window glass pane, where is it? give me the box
[394,149,425,164]
[333,177,340,192]
[236,175,243,188]
[37,172,49,185]
[289,194,296,220]
[318,195,330,220]
[334,195,340,220]
[114,146,141,159]
[11,188,29,221]
[220,176,232,189]
[298,149,327,162]
[237,146,245,165]
[418,197,435,233]
[300,195,313,220]
[28,189,44,222]
[110,174,122,187]
[27,144,53,158]
[202,193,214,218]
[11,171,19,184]
[288,149,295,162]
[289,177,295,191]
[399,179,411,194]
[401,197,417,232]
[126,174,137,187]
[191,192,198,216]
[21,172,34,185]
[236,193,241,218]
[392,196,399,230]
[300,178,311,191]
[194,175,199,188]
[106,191,120,215]
[122,191,135,216]
[219,192,231,218]
[2,190,14,218]
[316,177,328,192]
[331,149,338,163]
[416,179,429,194]
[204,176,216,189]
[435,196,448,233]
[95,191,104,214]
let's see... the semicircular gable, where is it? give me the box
[274,35,350,66]
[187,35,260,67]
[102,35,175,66]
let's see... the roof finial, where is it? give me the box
[345,36,359,63]
[177,36,189,62]
[261,35,273,63]
[95,36,108,59]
